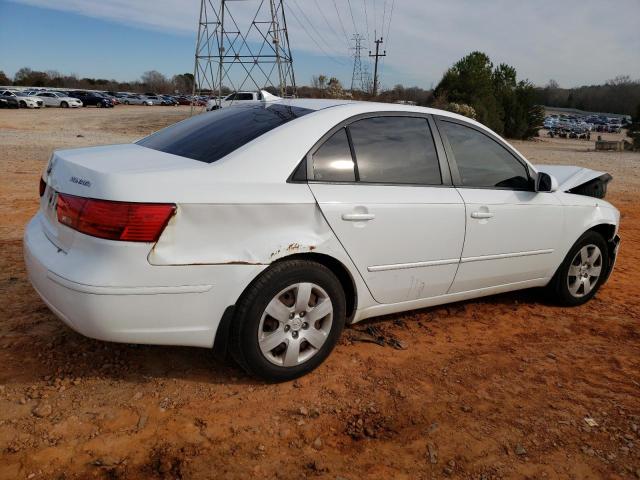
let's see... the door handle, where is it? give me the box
[342,213,375,221]
[471,211,494,219]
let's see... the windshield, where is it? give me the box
[137,103,312,164]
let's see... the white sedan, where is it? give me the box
[24,100,620,381]
[35,92,83,108]
[122,95,153,106]
[0,90,43,108]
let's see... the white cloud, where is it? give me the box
[9,0,640,87]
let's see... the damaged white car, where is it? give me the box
[24,100,620,381]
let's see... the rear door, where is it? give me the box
[39,93,54,107]
[308,114,466,305]
[436,117,564,293]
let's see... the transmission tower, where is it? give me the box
[350,33,365,92]
[192,0,296,111]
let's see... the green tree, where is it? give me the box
[434,51,503,133]
[434,52,543,139]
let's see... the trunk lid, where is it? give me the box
[41,144,205,251]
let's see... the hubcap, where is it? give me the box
[567,244,602,298]
[258,282,333,367]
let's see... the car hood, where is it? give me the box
[535,164,609,192]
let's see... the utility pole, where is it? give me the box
[368,36,386,97]
[350,34,365,92]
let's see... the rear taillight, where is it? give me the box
[39,178,46,197]
[56,193,175,242]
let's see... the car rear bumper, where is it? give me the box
[24,213,265,348]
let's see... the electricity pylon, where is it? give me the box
[192,0,296,112]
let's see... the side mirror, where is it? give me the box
[536,172,559,193]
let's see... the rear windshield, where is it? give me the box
[137,103,313,163]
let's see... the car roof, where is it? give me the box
[271,98,492,130]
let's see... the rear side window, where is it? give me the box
[137,104,312,163]
[312,128,355,182]
[348,117,442,185]
[440,121,531,190]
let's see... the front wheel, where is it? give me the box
[230,260,346,382]
[547,231,609,306]
[19,101,26,108]
[60,101,68,108]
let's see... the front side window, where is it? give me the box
[440,121,531,190]
[237,93,254,101]
[312,128,355,182]
[138,103,312,164]
[348,116,442,185]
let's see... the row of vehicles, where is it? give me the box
[543,113,627,138]
[0,88,187,109]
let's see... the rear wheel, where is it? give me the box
[547,231,609,306]
[230,260,346,382]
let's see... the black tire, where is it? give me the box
[230,260,346,382]
[19,100,26,108]
[547,230,609,306]
[60,101,68,108]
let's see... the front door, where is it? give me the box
[436,118,564,293]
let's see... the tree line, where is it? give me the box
[534,76,640,116]
[0,68,195,95]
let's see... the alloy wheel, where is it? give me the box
[258,282,333,367]
[567,244,602,297]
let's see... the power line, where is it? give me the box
[313,0,348,52]
[346,0,359,35]
[332,0,351,45]
[287,0,348,66]
[379,0,395,82]
[289,0,348,64]
[385,0,395,42]
[362,0,371,46]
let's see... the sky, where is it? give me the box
[1,0,639,89]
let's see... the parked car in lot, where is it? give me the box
[160,95,179,106]
[175,96,192,106]
[143,95,164,105]
[206,90,277,111]
[25,100,620,381]
[0,90,43,108]
[122,94,153,106]
[35,91,83,108]
[0,94,19,108]
[68,91,113,108]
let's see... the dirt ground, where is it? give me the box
[0,106,639,480]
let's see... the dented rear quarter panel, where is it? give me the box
[148,191,377,316]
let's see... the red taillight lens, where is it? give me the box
[39,178,46,197]
[56,193,175,242]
